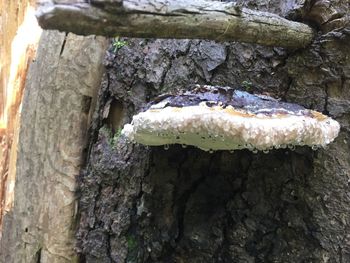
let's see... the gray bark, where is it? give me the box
[36,0,315,48]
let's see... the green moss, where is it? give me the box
[242,80,253,90]
[126,234,139,263]
[111,128,122,146]
[112,36,128,52]
[99,126,122,147]
[127,235,137,251]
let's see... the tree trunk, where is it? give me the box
[75,1,350,262]
[36,0,314,48]
[0,0,39,229]
[0,31,108,262]
[1,0,350,263]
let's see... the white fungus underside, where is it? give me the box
[121,104,340,151]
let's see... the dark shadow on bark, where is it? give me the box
[76,1,350,262]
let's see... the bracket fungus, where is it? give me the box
[121,85,340,152]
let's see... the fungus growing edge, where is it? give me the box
[121,85,340,152]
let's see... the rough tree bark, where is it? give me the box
[36,0,315,48]
[74,0,350,262]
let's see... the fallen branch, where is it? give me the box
[36,0,315,48]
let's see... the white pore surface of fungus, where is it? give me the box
[121,101,340,152]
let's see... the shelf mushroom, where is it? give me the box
[121,85,340,152]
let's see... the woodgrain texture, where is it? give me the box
[36,0,315,48]
[0,31,108,263]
